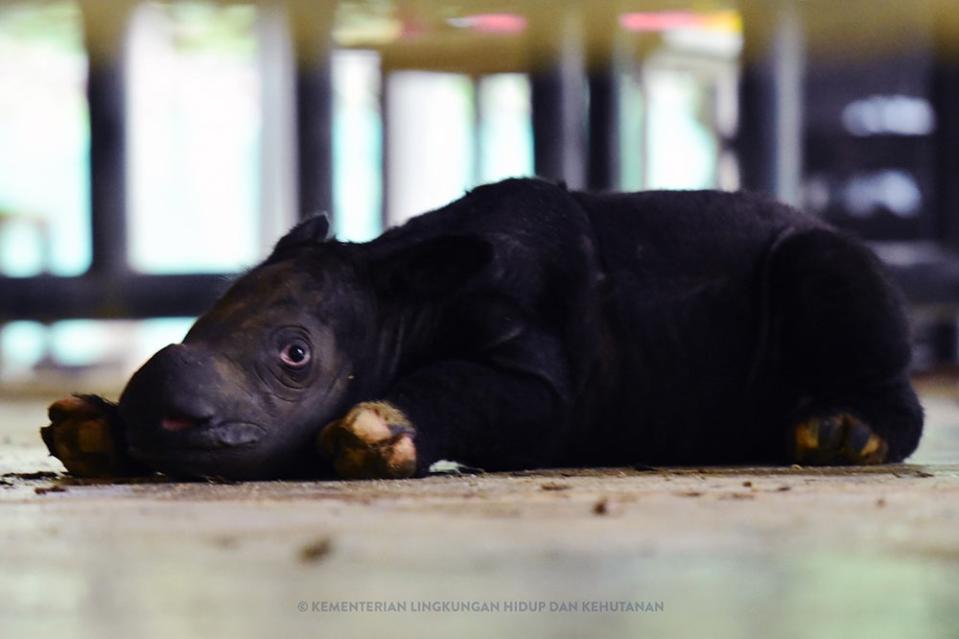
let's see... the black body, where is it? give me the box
[116,178,923,479]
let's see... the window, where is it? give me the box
[126,1,261,273]
[0,1,88,276]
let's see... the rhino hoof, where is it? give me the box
[792,412,888,465]
[42,395,130,477]
[317,401,417,479]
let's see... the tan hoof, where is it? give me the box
[793,412,888,465]
[41,395,129,477]
[317,401,417,479]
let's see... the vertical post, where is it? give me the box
[932,5,959,249]
[379,69,392,229]
[929,2,959,368]
[288,1,336,221]
[256,2,297,250]
[472,75,484,186]
[586,70,620,192]
[80,0,133,276]
[528,3,587,188]
[586,9,623,192]
[737,2,805,205]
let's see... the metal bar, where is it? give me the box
[587,68,620,191]
[379,69,392,228]
[932,15,959,249]
[529,4,586,188]
[81,1,130,276]
[4,252,957,320]
[289,1,335,221]
[736,3,805,205]
[0,274,234,322]
[256,2,298,251]
[294,59,333,221]
[925,9,959,365]
[585,8,621,192]
[472,75,484,186]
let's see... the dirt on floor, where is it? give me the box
[1,381,958,639]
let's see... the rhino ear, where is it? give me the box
[375,234,493,298]
[272,212,332,254]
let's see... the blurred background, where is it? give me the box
[3,0,959,396]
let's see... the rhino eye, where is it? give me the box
[280,342,311,368]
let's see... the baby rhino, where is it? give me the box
[41,178,923,480]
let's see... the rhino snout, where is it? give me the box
[119,343,249,449]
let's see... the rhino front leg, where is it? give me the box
[41,395,150,478]
[317,359,569,479]
[316,401,418,479]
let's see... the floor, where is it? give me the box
[1,379,958,639]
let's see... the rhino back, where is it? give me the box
[363,181,827,464]
[569,189,826,463]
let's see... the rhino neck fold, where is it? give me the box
[373,299,447,389]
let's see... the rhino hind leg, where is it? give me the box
[316,401,417,479]
[791,411,888,465]
[767,229,924,464]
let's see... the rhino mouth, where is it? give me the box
[126,419,294,480]
[128,420,266,457]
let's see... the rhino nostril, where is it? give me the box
[160,410,213,432]
[161,417,199,432]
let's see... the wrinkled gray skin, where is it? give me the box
[118,217,384,479]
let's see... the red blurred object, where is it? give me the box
[447,13,527,34]
[619,11,703,32]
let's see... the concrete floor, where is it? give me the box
[1,380,958,638]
